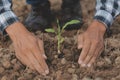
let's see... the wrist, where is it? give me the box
[5,22,30,41]
[94,20,106,33]
[88,20,106,35]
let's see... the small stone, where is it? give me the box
[72,74,78,80]
[56,70,62,80]
[54,55,58,59]
[67,68,75,73]
[95,77,103,80]
[11,59,17,64]
[62,73,72,79]
[9,44,14,52]
[116,74,120,79]
[72,64,76,68]
[96,61,104,67]
[115,57,120,65]
[1,76,8,80]
[82,77,93,80]
[14,63,21,71]
[61,58,67,64]
[111,78,116,80]
[56,70,62,76]
[105,57,112,64]
[2,60,11,69]
[18,77,26,80]
[33,76,41,80]
[24,73,33,79]
[0,67,4,74]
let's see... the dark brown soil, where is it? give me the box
[0,0,120,80]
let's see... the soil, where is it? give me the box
[0,0,120,80]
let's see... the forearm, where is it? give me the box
[0,11,19,34]
[94,0,120,29]
[0,0,19,34]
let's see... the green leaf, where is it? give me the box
[45,28,55,33]
[62,20,80,30]
[57,19,61,32]
[60,38,64,43]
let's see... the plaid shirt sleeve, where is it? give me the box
[94,0,120,29]
[0,0,19,34]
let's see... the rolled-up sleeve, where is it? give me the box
[0,0,19,34]
[94,0,120,29]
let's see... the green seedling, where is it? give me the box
[45,19,80,54]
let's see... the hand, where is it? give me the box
[77,20,106,67]
[6,22,49,75]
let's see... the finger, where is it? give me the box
[27,52,46,75]
[14,44,35,69]
[82,42,97,67]
[78,40,91,65]
[77,34,84,49]
[87,47,104,67]
[31,46,49,75]
[38,39,47,59]
[16,52,35,70]
[33,52,49,75]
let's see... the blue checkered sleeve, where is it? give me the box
[94,0,120,29]
[0,0,19,34]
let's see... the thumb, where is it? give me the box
[38,39,47,59]
[77,34,84,49]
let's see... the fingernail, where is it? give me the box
[87,64,91,67]
[43,54,47,59]
[78,45,82,49]
[81,64,86,67]
[45,70,49,74]
[79,60,82,64]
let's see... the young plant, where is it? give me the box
[45,19,80,54]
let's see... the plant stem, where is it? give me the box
[57,32,61,54]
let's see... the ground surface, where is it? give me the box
[0,0,120,80]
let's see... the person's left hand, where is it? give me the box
[77,20,106,67]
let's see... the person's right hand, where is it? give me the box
[6,22,49,75]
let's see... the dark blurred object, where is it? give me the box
[25,1,55,31]
[59,0,83,30]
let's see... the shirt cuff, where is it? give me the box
[0,11,19,35]
[94,10,114,29]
